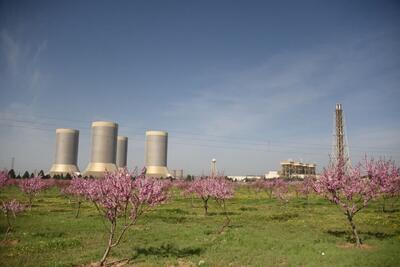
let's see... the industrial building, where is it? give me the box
[264,171,279,179]
[49,128,80,176]
[227,175,263,182]
[116,136,128,168]
[145,130,170,178]
[280,160,316,178]
[84,121,118,177]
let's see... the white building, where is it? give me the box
[227,175,263,182]
[264,171,280,179]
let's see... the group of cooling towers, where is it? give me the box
[49,121,171,178]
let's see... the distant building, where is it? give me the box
[280,160,316,179]
[265,171,279,179]
[227,175,262,182]
[170,169,184,179]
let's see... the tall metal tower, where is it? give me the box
[332,103,350,164]
[211,158,217,178]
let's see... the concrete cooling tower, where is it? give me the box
[49,128,80,176]
[145,130,170,178]
[116,136,128,168]
[84,121,118,177]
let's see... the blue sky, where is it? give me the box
[0,0,399,175]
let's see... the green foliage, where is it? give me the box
[7,169,16,179]
[0,186,399,266]
[22,171,30,179]
[185,175,195,181]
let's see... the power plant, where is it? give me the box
[145,130,170,178]
[116,136,128,168]
[49,128,80,176]
[83,121,118,177]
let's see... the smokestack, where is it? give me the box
[49,128,80,176]
[145,130,170,178]
[84,121,118,177]
[116,136,128,168]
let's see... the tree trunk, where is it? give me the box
[203,198,208,215]
[346,211,361,246]
[382,196,387,212]
[29,195,33,210]
[100,222,116,266]
[3,213,12,240]
[75,201,81,218]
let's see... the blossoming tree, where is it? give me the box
[63,177,88,218]
[0,171,25,237]
[186,176,234,215]
[82,168,169,266]
[1,199,25,237]
[18,176,49,208]
[313,157,399,246]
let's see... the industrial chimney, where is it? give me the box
[49,128,80,176]
[84,121,118,177]
[116,136,128,168]
[145,130,170,178]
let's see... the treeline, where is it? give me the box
[6,169,73,180]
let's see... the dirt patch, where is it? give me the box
[0,239,19,246]
[336,243,375,250]
[83,258,132,267]
[166,259,196,267]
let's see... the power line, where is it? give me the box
[1,115,399,153]
[0,121,398,158]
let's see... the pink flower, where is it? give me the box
[1,199,25,216]
[0,170,9,189]
[312,156,399,246]
[18,176,49,207]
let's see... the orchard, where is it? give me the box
[0,158,399,266]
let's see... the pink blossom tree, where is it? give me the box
[255,179,287,201]
[370,159,400,212]
[1,199,25,237]
[313,157,399,246]
[185,176,234,215]
[0,170,8,189]
[297,176,314,203]
[0,171,26,238]
[186,176,234,233]
[83,168,169,266]
[18,176,49,208]
[272,179,289,204]
[259,180,275,199]
[63,177,88,218]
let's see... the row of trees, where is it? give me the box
[0,169,234,266]
[7,169,72,180]
[1,156,399,264]
[249,157,400,246]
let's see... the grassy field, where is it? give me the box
[0,185,399,267]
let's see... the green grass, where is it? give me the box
[1,186,399,266]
